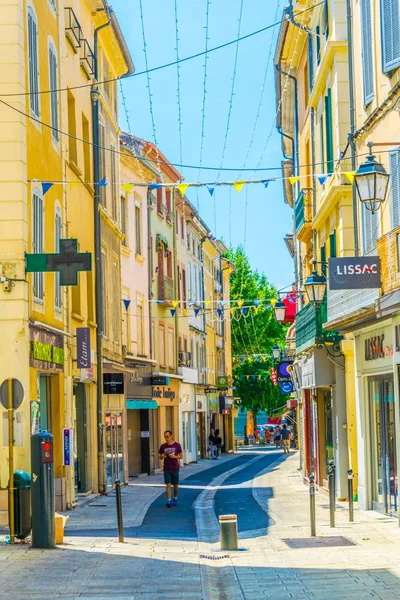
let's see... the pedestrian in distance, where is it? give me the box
[215,429,223,457]
[159,430,183,508]
[274,426,282,449]
[281,424,291,453]
[209,429,217,459]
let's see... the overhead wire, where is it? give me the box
[174,0,183,168]
[196,0,211,211]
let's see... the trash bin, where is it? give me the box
[13,470,31,540]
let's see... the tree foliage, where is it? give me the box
[225,246,289,415]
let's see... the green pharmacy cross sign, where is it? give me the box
[26,239,92,286]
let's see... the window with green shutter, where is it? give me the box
[319,115,325,174]
[316,25,321,66]
[390,150,400,228]
[361,0,374,104]
[321,245,327,277]
[381,0,400,73]
[330,230,337,258]
[325,89,334,174]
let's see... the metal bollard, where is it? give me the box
[328,466,335,528]
[348,469,354,522]
[309,474,316,537]
[219,514,238,550]
[115,480,124,543]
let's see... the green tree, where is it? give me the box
[225,246,289,421]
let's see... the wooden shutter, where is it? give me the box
[320,245,327,277]
[381,0,400,72]
[363,205,379,253]
[361,0,374,104]
[28,9,40,117]
[390,150,400,228]
[329,231,337,258]
[325,89,334,174]
[99,122,106,206]
[49,47,59,140]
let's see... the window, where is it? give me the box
[390,150,400,228]
[168,327,175,368]
[135,205,142,254]
[167,251,173,279]
[48,0,56,10]
[99,121,106,206]
[166,189,171,217]
[103,54,111,101]
[82,114,91,181]
[329,230,337,258]
[113,260,119,342]
[182,267,187,302]
[121,196,127,246]
[33,189,44,302]
[361,0,374,104]
[188,261,192,300]
[67,91,77,164]
[324,89,334,174]
[177,265,181,300]
[159,324,166,366]
[49,45,59,141]
[381,0,400,72]
[28,7,40,117]
[102,250,108,336]
[137,302,144,355]
[362,205,379,253]
[111,142,117,221]
[319,115,325,173]
[156,187,163,214]
[320,244,327,278]
[316,25,321,66]
[151,320,155,360]
[193,264,198,302]
[181,216,184,240]
[55,207,62,311]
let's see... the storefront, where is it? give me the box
[103,371,127,490]
[355,322,396,514]
[153,376,180,469]
[126,364,156,476]
[179,382,196,464]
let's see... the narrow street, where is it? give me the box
[2,448,400,599]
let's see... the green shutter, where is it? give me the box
[321,245,327,277]
[329,231,337,258]
[316,25,321,65]
[325,89,334,174]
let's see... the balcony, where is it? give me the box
[80,38,95,79]
[178,366,199,384]
[178,351,192,366]
[157,275,174,302]
[294,189,312,242]
[65,7,82,52]
[296,297,341,354]
[377,226,400,295]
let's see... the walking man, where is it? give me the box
[281,424,290,453]
[209,428,217,460]
[159,430,183,508]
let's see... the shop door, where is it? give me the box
[324,390,334,474]
[105,412,124,490]
[38,375,52,432]
[75,384,88,493]
[370,376,397,515]
[149,408,159,473]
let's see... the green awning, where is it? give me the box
[126,400,158,410]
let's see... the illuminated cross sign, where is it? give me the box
[26,239,92,286]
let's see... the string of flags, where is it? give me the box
[29,171,357,197]
[121,298,276,319]
[233,354,272,363]
[234,373,271,381]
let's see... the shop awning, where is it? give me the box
[126,400,158,410]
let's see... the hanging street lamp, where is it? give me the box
[304,268,327,305]
[273,300,287,322]
[272,344,281,360]
[354,142,390,214]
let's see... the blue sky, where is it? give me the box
[112,0,293,289]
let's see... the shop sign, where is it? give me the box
[280,381,295,394]
[277,360,293,383]
[62,428,74,466]
[80,350,95,383]
[152,376,170,386]
[103,373,124,394]
[328,256,381,290]
[30,325,64,371]
[127,367,152,400]
[208,393,218,413]
[152,386,176,401]
[217,375,229,389]
[365,334,393,361]
[77,327,91,369]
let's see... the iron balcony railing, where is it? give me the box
[296,296,342,353]
[157,275,174,302]
[80,38,95,78]
[294,189,312,234]
[65,7,82,50]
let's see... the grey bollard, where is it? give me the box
[219,514,238,550]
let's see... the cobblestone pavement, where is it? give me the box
[2,448,400,599]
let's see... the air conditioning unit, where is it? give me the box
[178,351,191,366]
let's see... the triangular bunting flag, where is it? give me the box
[220,300,228,307]
[122,183,134,194]
[251,375,257,381]
[239,357,244,363]
[261,179,270,188]
[317,174,329,185]
[170,309,176,317]
[177,183,190,196]
[123,299,131,311]
[246,375,250,380]
[42,182,54,195]
[247,357,252,362]
[156,300,164,305]
[344,171,356,184]
[253,305,261,313]
[182,308,188,317]
[188,301,195,307]
[206,184,216,196]
[233,181,246,193]
[194,308,200,317]
[253,300,260,307]
[270,299,277,308]
[217,308,223,317]
[258,375,262,380]
[69,182,79,190]
[263,356,268,362]
[288,176,300,185]
[241,307,249,315]
[98,176,107,187]
[237,300,244,308]
[265,304,271,311]
[149,183,162,190]
[172,301,180,308]
[230,308,235,316]
[205,301,211,308]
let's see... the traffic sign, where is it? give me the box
[0,378,24,410]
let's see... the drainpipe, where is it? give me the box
[92,15,112,495]
[147,189,153,361]
[277,127,294,162]
[275,65,299,177]
[346,0,359,257]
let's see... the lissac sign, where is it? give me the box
[328,257,381,290]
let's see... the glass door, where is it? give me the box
[370,376,397,515]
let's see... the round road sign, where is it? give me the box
[0,378,25,410]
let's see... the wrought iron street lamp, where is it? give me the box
[354,142,390,214]
[304,268,327,305]
[272,344,281,360]
[273,300,287,322]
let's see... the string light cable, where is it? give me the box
[0,2,326,100]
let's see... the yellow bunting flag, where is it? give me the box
[237,300,244,308]
[122,183,134,195]
[344,171,356,184]
[258,375,262,380]
[246,375,250,380]
[253,305,261,314]
[177,183,190,196]
[263,356,268,362]
[233,181,246,193]
[205,301,211,308]
[270,299,277,308]
[288,176,300,185]
[247,357,252,362]
[69,182,79,190]
[172,301,180,308]
[182,308,188,317]
[230,308,235,316]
